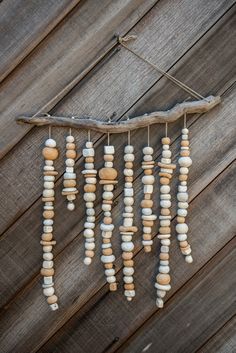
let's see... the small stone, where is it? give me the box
[84,229,94,238]
[180,167,189,175]
[50,303,59,311]
[177,208,188,217]
[178,202,189,209]
[156,290,166,298]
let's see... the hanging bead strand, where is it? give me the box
[140,125,157,252]
[82,130,97,265]
[99,133,118,291]
[41,127,59,310]
[119,127,138,301]
[62,122,78,211]
[176,114,193,263]
[155,125,176,308]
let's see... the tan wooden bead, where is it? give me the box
[43,171,58,176]
[42,147,58,160]
[180,241,189,248]
[41,268,54,276]
[103,238,110,244]
[119,226,138,233]
[144,193,151,200]
[142,220,154,227]
[160,177,170,185]
[43,210,54,219]
[85,250,95,258]
[143,233,152,240]
[144,245,152,253]
[66,143,76,150]
[104,217,112,225]
[104,263,113,269]
[159,172,172,179]
[125,162,133,169]
[159,226,171,234]
[41,233,53,241]
[181,140,189,147]
[64,180,76,188]
[161,208,170,216]
[162,137,170,145]
[104,154,114,162]
[124,260,134,267]
[179,174,188,181]
[124,283,134,290]
[66,150,76,159]
[144,169,153,175]
[141,199,153,208]
[103,248,113,256]
[125,176,133,182]
[42,197,55,202]
[122,252,133,260]
[159,253,169,260]
[99,167,117,180]
[47,295,58,304]
[85,157,94,163]
[84,184,96,193]
[177,216,185,223]
[156,273,170,285]
[180,150,190,157]
[109,283,117,291]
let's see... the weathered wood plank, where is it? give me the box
[198,316,236,353]
[0,97,235,353]
[0,8,235,309]
[0,0,234,237]
[117,239,236,353]
[2,158,235,353]
[0,0,158,158]
[0,0,81,82]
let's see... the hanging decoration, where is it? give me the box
[16,35,221,310]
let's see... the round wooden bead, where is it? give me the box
[43,210,54,219]
[47,295,58,304]
[66,150,76,159]
[160,177,170,185]
[156,273,170,285]
[99,167,117,180]
[84,184,96,193]
[41,268,54,276]
[162,137,170,145]
[141,200,153,208]
[42,147,58,160]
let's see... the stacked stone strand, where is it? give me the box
[155,137,176,308]
[62,134,78,211]
[41,138,59,311]
[99,145,118,291]
[176,127,193,264]
[140,146,157,252]
[82,141,97,265]
[119,145,138,301]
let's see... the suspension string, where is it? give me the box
[88,129,91,142]
[184,113,187,128]
[48,125,52,139]
[118,36,205,101]
[147,125,150,147]
[165,122,168,137]
[107,132,110,145]
[127,117,131,145]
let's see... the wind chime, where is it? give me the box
[16,35,221,311]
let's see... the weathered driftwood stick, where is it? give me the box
[16,95,220,133]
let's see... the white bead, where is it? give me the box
[177,193,188,202]
[85,177,97,184]
[161,239,170,246]
[143,155,153,162]
[84,193,96,202]
[155,283,171,291]
[85,163,94,169]
[178,202,189,209]
[156,290,166,298]
[43,226,53,233]
[104,162,113,168]
[177,209,188,217]
[124,197,134,206]
[177,234,187,241]
[142,175,155,185]
[160,260,169,266]
[44,181,54,189]
[102,231,112,238]
[124,188,134,197]
[142,240,153,246]
[159,215,171,220]
[124,153,134,162]
[67,202,75,211]
[161,168,173,174]
[125,182,133,188]
[124,276,133,283]
[123,218,133,227]
[84,257,92,265]
[85,141,93,148]
[101,204,111,212]
[122,235,132,242]
[143,226,152,234]
[162,150,171,158]
[158,234,170,240]
[66,167,74,173]
[160,220,170,227]
[142,215,156,222]
[87,208,95,216]
[100,224,114,232]
[45,138,56,147]
[163,145,169,150]
[43,189,54,197]
[185,255,193,263]
[43,287,55,297]
[86,237,95,242]
[85,242,95,250]
[44,276,53,285]
[123,267,134,276]
[182,128,189,134]
[161,246,169,253]
[43,252,53,261]
[124,290,135,297]
[84,222,95,229]
[104,145,114,154]
[124,145,134,153]
[45,160,53,166]
[125,206,133,213]
[122,213,134,218]
[124,169,133,176]
[178,185,187,192]
[50,303,59,311]
[64,172,76,180]
[160,194,171,200]
[67,194,76,201]
[84,229,94,238]
[160,200,171,208]
[161,158,171,164]
[43,245,53,252]
[160,185,170,194]
[102,191,113,200]
[121,242,134,252]
[143,147,153,155]
[156,298,164,308]
[43,220,53,227]
[180,167,189,175]
[105,269,115,276]
[101,255,115,263]
[107,276,116,283]
[87,216,95,222]
[66,135,74,143]
[142,208,152,216]
[144,185,153,194]
[83,148,94,157]
[181,181,187,186]
[176,223,188,233]
[182,247,192,255]
[102,243,111,249]
[182,134,188,140]
[44,175,55,181]
[43,260,53,269]
[178,156,192,167]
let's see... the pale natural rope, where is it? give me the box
[184,113,187,128]
[147,124,150,147]
[118,35,205,101]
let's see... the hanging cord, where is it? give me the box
[107,117,112,145]
[183,113,187,128]
[48,125,52,139]
[117,35,205,101]
[147,124,150,147]
[165,122,168,137]
[127,117,131,144]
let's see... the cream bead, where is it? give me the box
[45,160,53,166]
[144,185,153,194]
[160,200,171,208]
[44,276,53,285]
[84,257,92,265]
[178,202,189,209]
[64,172,76,179]
[45,138,56,147]
[124,197,134,206]
[123,267,134,276]
[104,146,114,154]
[122,235,132,242]
[142,175,155,185]
[43,189,54,197]
[67,202,75,211]
[43,260,54,269]
[100,224,114,231]
[43,245,53,252]
[66,135,75,143]
[160,185,170,194]
[101,254,115,263]
[162,150,171,158]
[156,290,166,298]
[85,242,95,250]
[123,218,133,227]
[65,158,75,167]
[177,209,188,217]
[178,156,192,167]
[124,145,134,153]
[156,298,164,308]
[121,242,134,252]
[124,153,134,162]
[124,276,133,283]
[177,234,187,241]
[106,276,116,283]
[102,204,111,212]
[83,148,94,157]
[143,155,153,162]
[143,146,153,155]
[182,128,189,134]
[84,193,96,202]
[124,188,134,197]
[177,192,188,202]
[124,169,133,176]
[180,167,189,175]
[44,175,55,181]
[84,229,94,238]
[43,252,53,261]
[105,269,115,276]
[142,208,152,216]
[43,287,55,297]
[124,290,135,297]
[176,223,188,233]
[185,255,193,263]
[102,191,113,200]
[44,181,54,189]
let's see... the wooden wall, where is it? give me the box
[0,1,235,352]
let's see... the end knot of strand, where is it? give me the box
[117,34,137,44]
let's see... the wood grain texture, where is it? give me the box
[0,6,235,311]
[198,316,236,353]
[0,0,234,237]
[0,0,158,158]
[16,95,221,130]
[0,0,81,82]
[0,92,235,352]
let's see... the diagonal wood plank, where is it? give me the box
[0,0,158,158]
[0,0,81,82]
[197,316,236,353]
[0,89,235,353]
[0,8,235,310]
[117,238,236,353]
[0,0,234,237]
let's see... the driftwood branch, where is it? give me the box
[16,95,221,133]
